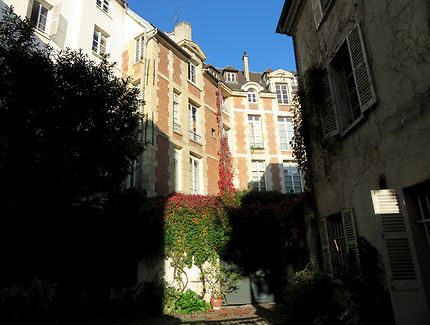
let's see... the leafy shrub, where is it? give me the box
[163,286,210,314]
[0,278,57,325]
[285,266,333,324]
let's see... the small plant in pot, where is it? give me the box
[203,262,223,310]
[203,260,242,310]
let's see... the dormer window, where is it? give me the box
[188,62,196,83]
[226,72,236,82]
[247,89,257,103]
[275,83,289,104]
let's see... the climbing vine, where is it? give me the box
[291,91,311,191]
[216,87,235,205]
[163,194,231,290]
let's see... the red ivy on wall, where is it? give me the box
[216,88,235,205]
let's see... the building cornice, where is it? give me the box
[276,0,304,36]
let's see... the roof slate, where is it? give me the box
[216,67,270,92]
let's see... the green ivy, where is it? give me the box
[164,194,231,287]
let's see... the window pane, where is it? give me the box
[92,31,99,52]
[276,84,289,104]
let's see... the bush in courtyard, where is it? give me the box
[285,265,334,324]
[0,278,57,325]
[163,286,210,314]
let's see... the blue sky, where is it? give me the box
[127,0,296,73]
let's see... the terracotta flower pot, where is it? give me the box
[210,296,223,310]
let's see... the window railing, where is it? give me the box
[189,130,201,143]
[280,143,290,150]
[173,122,181,133]
[250,143,264,150]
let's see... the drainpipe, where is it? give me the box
[141,27,157,115]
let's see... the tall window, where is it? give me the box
[221,97,227,112]
[173,91,181,132]
[278,116,294,150]
[247,89,257,103]
[225,72,236,82]
[248,115,263,149]
[188,103,200,142]
[173,149,181,192]
[320,210,360,279]
[190,156,200,194]
[312,0,334,27]
[92,27,108,55]
[283,161,303,193]
[96,0,109,13]
[188,62,196,83]
[276,84,289,104]
[251,160,266,191]
[331,42,361,127]
[30,1,48,32]
[325,213,348,277]
[321,25,376,137]
[126,160,138,189]
[134,35,144,63]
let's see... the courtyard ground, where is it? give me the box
[107,303,288,325]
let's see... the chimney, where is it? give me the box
[174,21,192,42]
[242,51,250,81]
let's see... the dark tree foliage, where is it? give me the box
[0,8,144,322]
[0,7,143,211]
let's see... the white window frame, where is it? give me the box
[275,83,289,104]
[248,115,263,149]
[247,89,257,103]
[30,1,49,32]
[92,27,108,56]
[173,91,181,132]
[188,103,200,142]
[278,116,294,150]
[134,35,144,63]
[283,161,303,193]
[188,62,196,83]
[251,160,266,191]
[225,72,236,82]
[311,0,334,28]
[189,155,201,194]
[96,0,109,13]
[173,149,181,192]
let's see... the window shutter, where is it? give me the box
[347,25,376,113]
[49,4,61,35]
[319,217,333,277]
[311,0,323,28]
[321,69,339,137]
[371,189,418,290]
[341,209,361,273]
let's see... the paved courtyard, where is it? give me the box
[107,303,288,325]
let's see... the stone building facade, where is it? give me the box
[277,1,430,324]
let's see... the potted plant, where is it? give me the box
[203,262,223,310]
[203,261,242,310]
